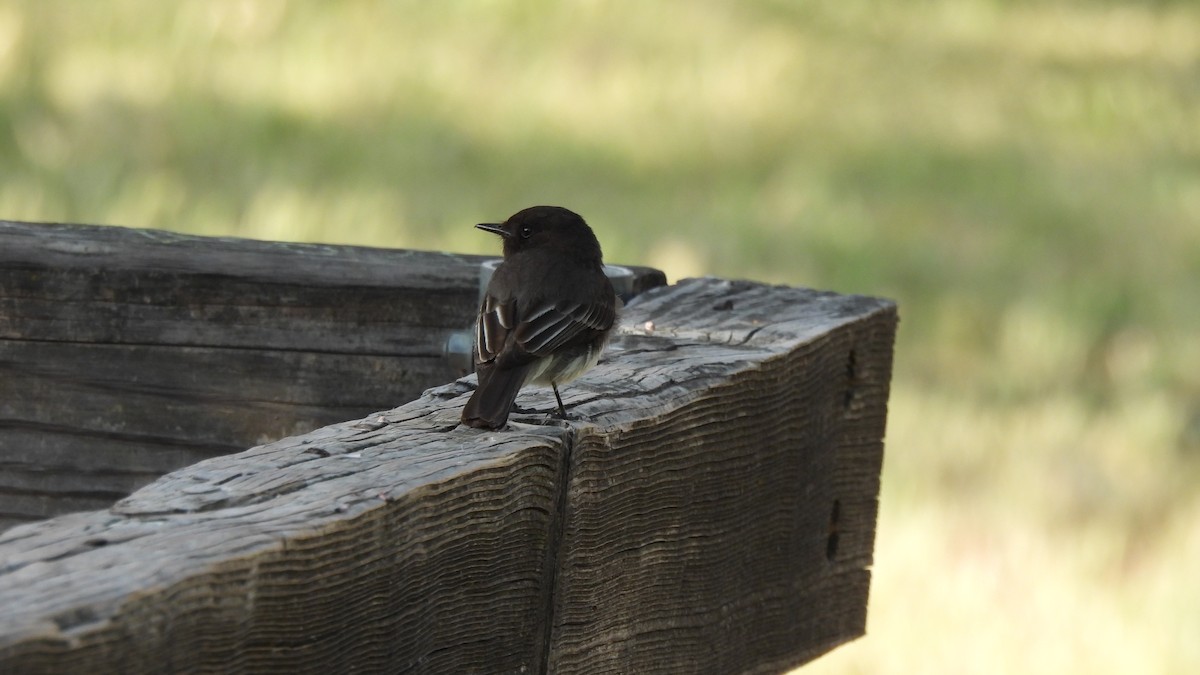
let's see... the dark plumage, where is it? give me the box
[460,206,616,430]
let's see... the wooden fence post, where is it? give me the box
[0,223,895,673]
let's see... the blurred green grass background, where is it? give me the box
[2,1,1198,671]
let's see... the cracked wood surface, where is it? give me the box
[0,277,896,674]
[0,220,666,529]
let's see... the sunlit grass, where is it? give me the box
[808,383,1200,674]
[2,1,1198,672]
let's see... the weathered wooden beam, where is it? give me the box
[0,221,666,528]
[0,277,896,674]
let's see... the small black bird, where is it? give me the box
[461,206,617,430]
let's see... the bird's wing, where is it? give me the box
[476,293,517,365]
[475,293,615,366]
[514,297,615,355]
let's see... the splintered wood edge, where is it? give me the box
[0,277,895,655]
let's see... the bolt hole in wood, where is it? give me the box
[843,348,858,408]
[52,607,99,631]
[826,499,841,562]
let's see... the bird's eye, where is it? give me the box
[520,226,533,238]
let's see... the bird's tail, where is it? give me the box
[461,365,530,429]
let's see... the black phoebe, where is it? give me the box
[461,206,617,430]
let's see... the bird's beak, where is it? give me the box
[475,223,507,237]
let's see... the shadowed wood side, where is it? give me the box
[0,220,668,529]
[0,221,487,530]
[0,278,895,674]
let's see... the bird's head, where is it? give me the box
[476,206,603,262]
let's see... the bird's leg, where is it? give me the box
[512,385,570,427]
[552,382,568,418]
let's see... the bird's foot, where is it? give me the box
[509,411,574,428]
[539,415,573,428]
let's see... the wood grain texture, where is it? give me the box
[548,280,894,674]
[0,277,896,674]
[0,220,666,528]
